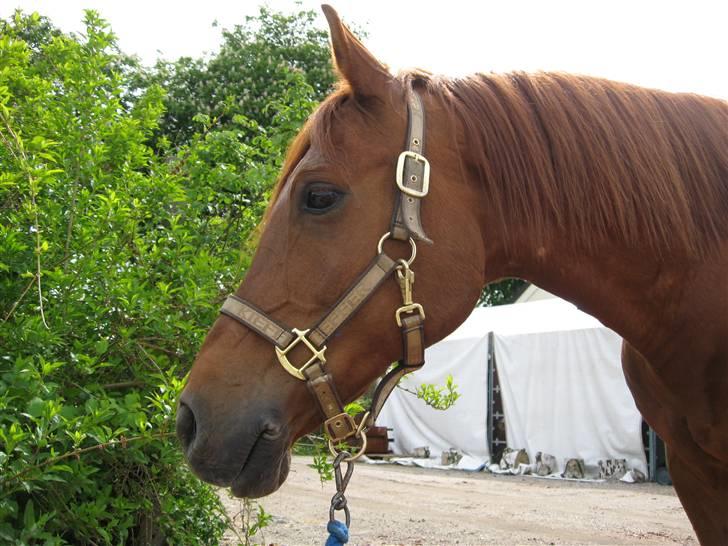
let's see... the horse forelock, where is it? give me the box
[407,70,728,258]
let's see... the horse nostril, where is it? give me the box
[176,402,197,452]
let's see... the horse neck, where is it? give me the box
[456,77,687,359]
[485,238,676,359]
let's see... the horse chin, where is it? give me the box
[230,442,291,499]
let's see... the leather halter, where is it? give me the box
[221,90,431,458]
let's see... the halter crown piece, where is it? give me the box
[221,90,430,462]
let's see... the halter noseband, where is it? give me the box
[220,90,431,459]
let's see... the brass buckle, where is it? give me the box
[324,412,357,442]
[395,303,425,327]
[396,151,430,198]
[327,411,370,462]
[274,328,326,380]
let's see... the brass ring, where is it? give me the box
[328,431,368,463]
[376,232,417,265]
[355,412,370,437]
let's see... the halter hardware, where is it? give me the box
[394,259,425,327]
[395,303,425,327]
[396,151,430,198]
[324,412,358,445]
[327,410,369,459]
[274,328,327,380]
[377,232,417,265]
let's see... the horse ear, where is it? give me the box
[321,4,392,97]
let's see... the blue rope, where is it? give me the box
[325,520,349,545]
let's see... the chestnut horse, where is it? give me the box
[177,5,728,544]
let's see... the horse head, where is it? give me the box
[176,5,486,498]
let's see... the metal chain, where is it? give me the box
[329,451,354,528]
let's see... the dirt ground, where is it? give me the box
[220,456,697,546]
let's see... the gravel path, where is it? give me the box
[220,456,696,545]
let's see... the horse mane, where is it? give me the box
[266,71,728,259]
[407,70,728,258]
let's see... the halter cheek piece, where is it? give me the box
[220,90,431,459]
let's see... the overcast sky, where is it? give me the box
[4,1,727,98]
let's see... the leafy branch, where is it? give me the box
[398,374,461,411]
[225,497,273,546]
[0,431,175,492]
[0,108,50,328]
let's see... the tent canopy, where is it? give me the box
[447,298,605,339]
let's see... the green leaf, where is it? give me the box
[23,499,35,529]
[26,397,45,419]
[94,339,109,355]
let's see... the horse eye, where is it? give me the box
[304,188,342,213]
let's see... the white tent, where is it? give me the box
[377,298,648,475]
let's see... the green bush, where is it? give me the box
[0,9,317,544]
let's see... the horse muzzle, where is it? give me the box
[176,394,291,498]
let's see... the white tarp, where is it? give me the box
[376,299,648,475]
[378,329,490,460]
[495,323,647,475]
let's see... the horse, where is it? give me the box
[176,5,728,544]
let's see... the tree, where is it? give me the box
[479,279,528,306]
[142,6,336,147]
